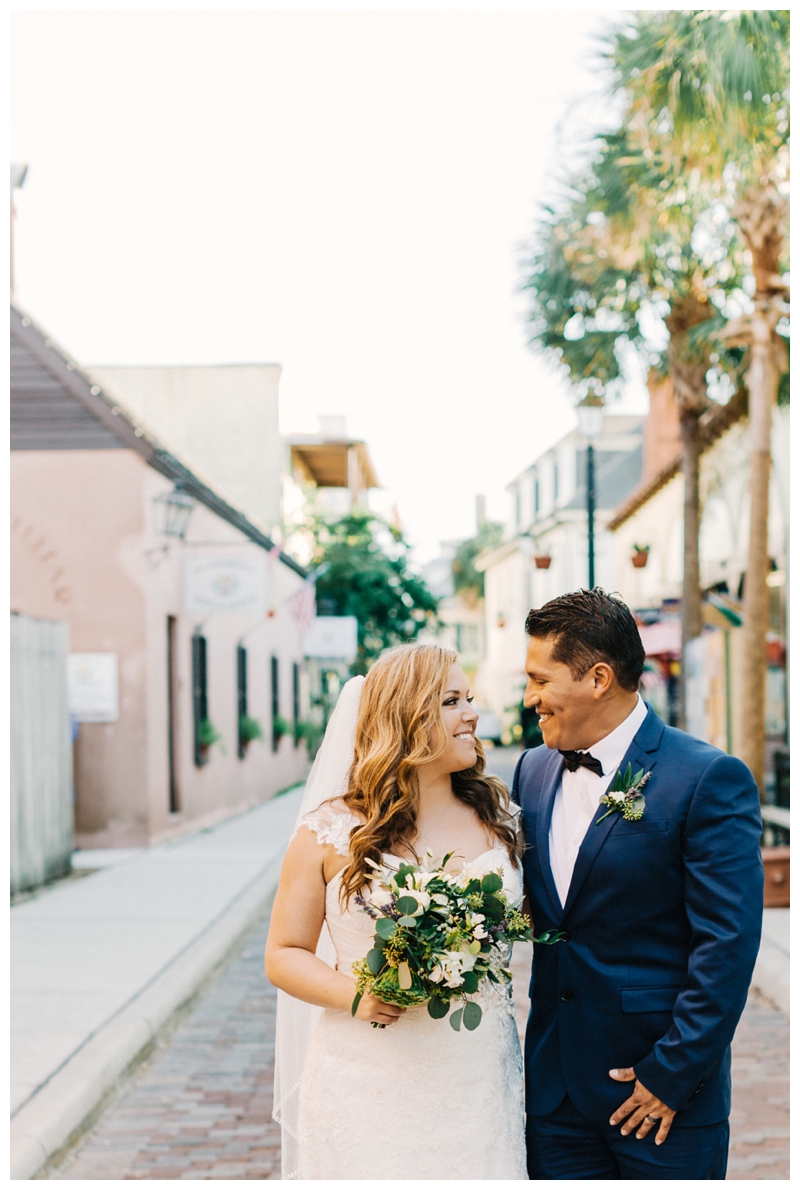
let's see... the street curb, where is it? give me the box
[11,849,285,1180]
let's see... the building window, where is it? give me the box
[553,462,559,502]
[192,633,208,767]
[293,662,301,748]
[515,486,522,530]
[237,645,247,760]
[456,623,479,655]
[167,616,180,811]
[271,654,280,752]
[534,477,540,516]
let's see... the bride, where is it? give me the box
[265,643,528,1179]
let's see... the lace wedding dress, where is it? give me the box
[294,799,528,1180]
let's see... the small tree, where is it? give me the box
[310,511,440,674]
[452,521,504,603]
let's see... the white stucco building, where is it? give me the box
[477,413,644,728]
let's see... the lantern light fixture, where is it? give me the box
[153,482,195,539]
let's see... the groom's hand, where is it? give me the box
[608,1068,676,1145]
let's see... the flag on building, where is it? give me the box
[287,579,316,635]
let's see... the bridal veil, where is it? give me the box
[271,675,364,1180]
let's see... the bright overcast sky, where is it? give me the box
[11,9,645,561]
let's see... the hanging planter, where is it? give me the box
[534,554,552,570]
[196,718,225,765]
[631,544,650,569]
[239,714,265,756]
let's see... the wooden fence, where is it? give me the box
[11,613,73,895]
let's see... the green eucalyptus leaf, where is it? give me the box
[481,873,502,894]
[397,916,418,928]
[461,970,479,994]
[463,1001,482,1031]
[450,1007,463,1032]
[366,948,385,975]
[427,996,450,1020]
[396,895,419,915]
[351,991,363,1018]
[482,894,505,922]
[376,918,397,941]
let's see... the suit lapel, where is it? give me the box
[533,750,565,921]
[561,706,664,918]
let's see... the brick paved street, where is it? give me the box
[53,910,281,1180]
[51,921,788,1179]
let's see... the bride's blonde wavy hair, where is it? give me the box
[337,643,522,902]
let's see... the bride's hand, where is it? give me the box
[354,992,406,1026]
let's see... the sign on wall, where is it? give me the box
[302,615,358,661]
[183,554,268,616]
[68,653,119,723]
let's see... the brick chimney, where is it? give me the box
[643,371,682,481]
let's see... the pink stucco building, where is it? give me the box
[11,305,310,848]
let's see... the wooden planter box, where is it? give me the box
[534,555,552,570]
[762,846,790,908]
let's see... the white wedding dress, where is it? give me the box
[293,798,528,1181]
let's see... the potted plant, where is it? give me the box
[533,552,552,569]
[631,544,650,569]
[197,718,225,764]
[762,846,790,907]
[294,719,324,757]
[239,714,265,756]
[272,714,290,749]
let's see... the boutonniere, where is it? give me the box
[596,763,652,824]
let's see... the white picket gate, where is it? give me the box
[11,613,73,895]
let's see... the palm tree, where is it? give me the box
[524,134,744,721]
[607,9,789,790]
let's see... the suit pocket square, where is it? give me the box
[621,985,682,1013]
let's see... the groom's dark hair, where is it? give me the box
[525,588,644,692]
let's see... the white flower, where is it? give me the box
[436,951,469,988]
[466,911,487,940]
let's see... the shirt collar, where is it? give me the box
[580,694,648,777]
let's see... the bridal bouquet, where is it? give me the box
[350,854,564,1031]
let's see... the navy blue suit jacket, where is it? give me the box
[512,706,763,1126]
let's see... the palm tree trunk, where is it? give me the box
[739,309,780,794]
[732,184,788,794]
[679,409,703,729]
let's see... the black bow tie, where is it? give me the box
[559,749,604,777]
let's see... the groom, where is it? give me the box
[512,588,763,1180]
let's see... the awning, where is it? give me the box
[638,620,681,657]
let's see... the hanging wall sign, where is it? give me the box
[302,615,358,661]
[68,653,119,723]
[183,554,268,615]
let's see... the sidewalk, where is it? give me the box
[751,908,789,1018]
[11,785,304,1181]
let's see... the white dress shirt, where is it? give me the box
[548,694,648,907]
